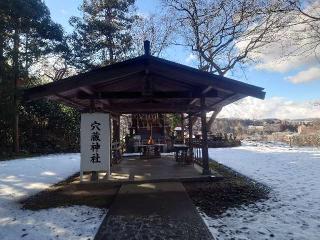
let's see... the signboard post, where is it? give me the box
[80,113,111,182]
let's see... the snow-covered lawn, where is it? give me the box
[2,144,320,240]
[206,142,320,240]
[0,154,106,240]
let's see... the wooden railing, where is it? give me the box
[184,139,204,166]
[188,138,241,148]
[192,146,203,166]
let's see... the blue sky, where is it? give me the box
[44,0,320,119]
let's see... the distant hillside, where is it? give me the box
[209,118,320,137]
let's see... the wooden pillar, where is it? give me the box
[116,115,120,142]
[181,113,185,143]
[188,113,193,148]
[131,114,136,135]
[188,113,193,163]
[160,114,165,136]
[112,115,120,143]
[112,117,116,142]
[201,96,211,175]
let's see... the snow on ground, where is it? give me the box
[205,141,320,240]
[0,154,106,240]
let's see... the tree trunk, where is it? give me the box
[13,24,20,154]
[206,107,222,132]
[0,36,3,72]
[0,27,5,80]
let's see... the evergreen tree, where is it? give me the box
[0,0,64,154]
[69,0,137,70]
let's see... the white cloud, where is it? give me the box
[254,48,319,73]
[185,53,197,64]
[241,1,320,83]
[286,67,320,84]
[217,97,320,119]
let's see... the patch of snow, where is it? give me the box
[160,152,174,156]
[0,154,106,240]
[206,141,320,240]
[122,152,174,157]
[123,153,141,157]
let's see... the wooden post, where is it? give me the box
[111,115,120,170]
[181,113,185,143]
[160,114,165,136]
[116,115,120,142]
[188,113,193,148]
[188,113,193,162]
[201,96,211,175]
[112,115,120,143]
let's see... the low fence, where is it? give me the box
[190,138,241,166]
[193,146,203,166]
[187,139,241,148]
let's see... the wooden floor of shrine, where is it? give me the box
[81,155,220,183]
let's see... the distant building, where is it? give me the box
[263,123,282,133]
[247,125,264,134]
[298,124,320,135]
[290,120,313,124]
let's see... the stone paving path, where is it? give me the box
[94,182,213,240]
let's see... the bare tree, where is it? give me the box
[283,0,320,60]
[163,0,288,127]
[132,13,174,56]
[29,54,77,85]
[289,0,320,21]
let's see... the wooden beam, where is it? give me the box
[148,57,266,99]
[92,72,145,90]
[79,86,111,106]
[53,94,86,110]
[189,86,231,106]
[193,93,242,115]
[24,59,146,100]
[107,109,200,114]
[102,104,202,113]
[207,93,242,110]
[202,86,214,94]
[77,90,218,99]
[79,86,94,94]
[189,98,198,106]
[189,86,213,106]
[151,73,199,89]
[183,113,201,120]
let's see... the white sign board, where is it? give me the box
[80,113,110,176]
